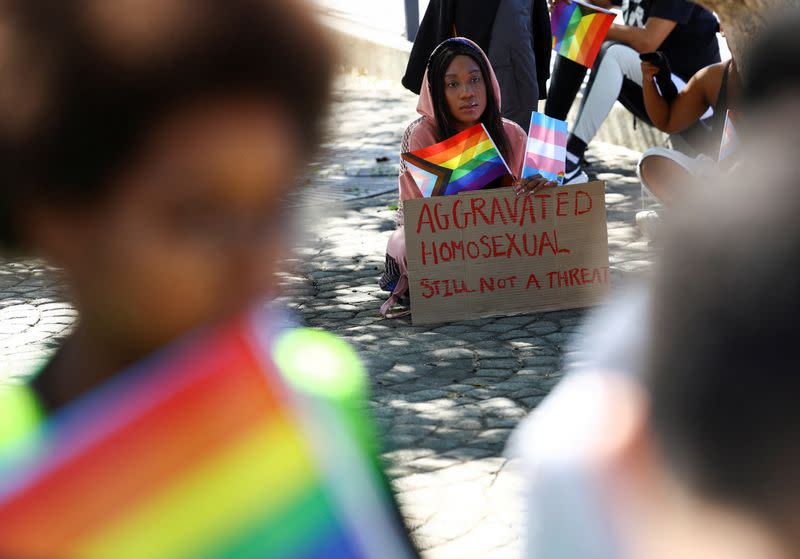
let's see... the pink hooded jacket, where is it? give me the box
[398,38,528,203]
[381,39,528,316]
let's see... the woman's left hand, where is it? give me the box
[513,175,557,196]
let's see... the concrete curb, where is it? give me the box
[321,13,412,81]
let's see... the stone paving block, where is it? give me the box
[524,321,560,335]
[507,386,550,400]
[430,347,474,361]
[477,358,518,370]
[520,354,562,367]
[470,428,514,448]
[487,417,524,429]
[491,379,543,393]
[432,325,473,335]
[438,446,495,462]
[452,331,495,342]
[473,368,513,379]
[521,395,547,408]
[492,315,537,326]
[543,331,575,345]
[481,322,522,333]
[390,423,439,439]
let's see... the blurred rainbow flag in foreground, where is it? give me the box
[551,0,616,68]
[523,112,568,184]
[0,311,416,559]
[402,123,512,197]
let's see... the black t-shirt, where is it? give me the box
[621,0,720,81]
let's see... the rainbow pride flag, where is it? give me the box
[402,123,512,197]
[523,112,568,184]
[551,0,616,68]
[718,109,739,162]
[0,311,416,559]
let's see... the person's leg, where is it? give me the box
[570,42,620,119]
[617,78,653,124]
[380,227,410,316]
[544,55,589,120]
[635,150,695,240]
[638,155,692,207]
[567,44,645,166]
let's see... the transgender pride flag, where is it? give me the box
[523,112,568,185]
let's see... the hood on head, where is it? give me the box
[417,37,502,125]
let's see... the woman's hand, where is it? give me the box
[514,175,557,197]
[548,0,571,12]
[641,61,660,82]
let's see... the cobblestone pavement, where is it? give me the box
[0,76,654,558]
[281,140,651,557]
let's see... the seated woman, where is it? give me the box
[380,38,554,317]
[636,56,739,237]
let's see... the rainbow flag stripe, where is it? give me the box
[523,112,568,184]
[718,109,739,162]
[402,123,512,197]
[0,313,415,559]
[551,0,616,68]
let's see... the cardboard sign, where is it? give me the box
[403,181,610,325]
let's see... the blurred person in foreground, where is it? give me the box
[0,1,417,557]
[0,0,332,412]
[509,12,800,558]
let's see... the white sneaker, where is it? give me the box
[636,210,661,240]
[563,166,589,185]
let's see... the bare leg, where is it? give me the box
[639,155,692,207]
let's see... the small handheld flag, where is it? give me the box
[402,123,512,197]
[551,0,616,68]
[718,110,739,162]
[523,112,568,185]
[0,311,416,559]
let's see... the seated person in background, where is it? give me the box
[638,56,739,206]
[545,0,720,184]
[511,16,800,557]
[634,54,739,237]
[380,38,554,317]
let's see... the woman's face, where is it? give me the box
[444,54,488,131]
[32,98,303,361]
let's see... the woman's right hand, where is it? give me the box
[514,175,557,197]
[641,61,660,82]
[548,0,571,12]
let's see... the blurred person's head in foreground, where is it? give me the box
[0,0,334,408]
[600,14,800,558]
